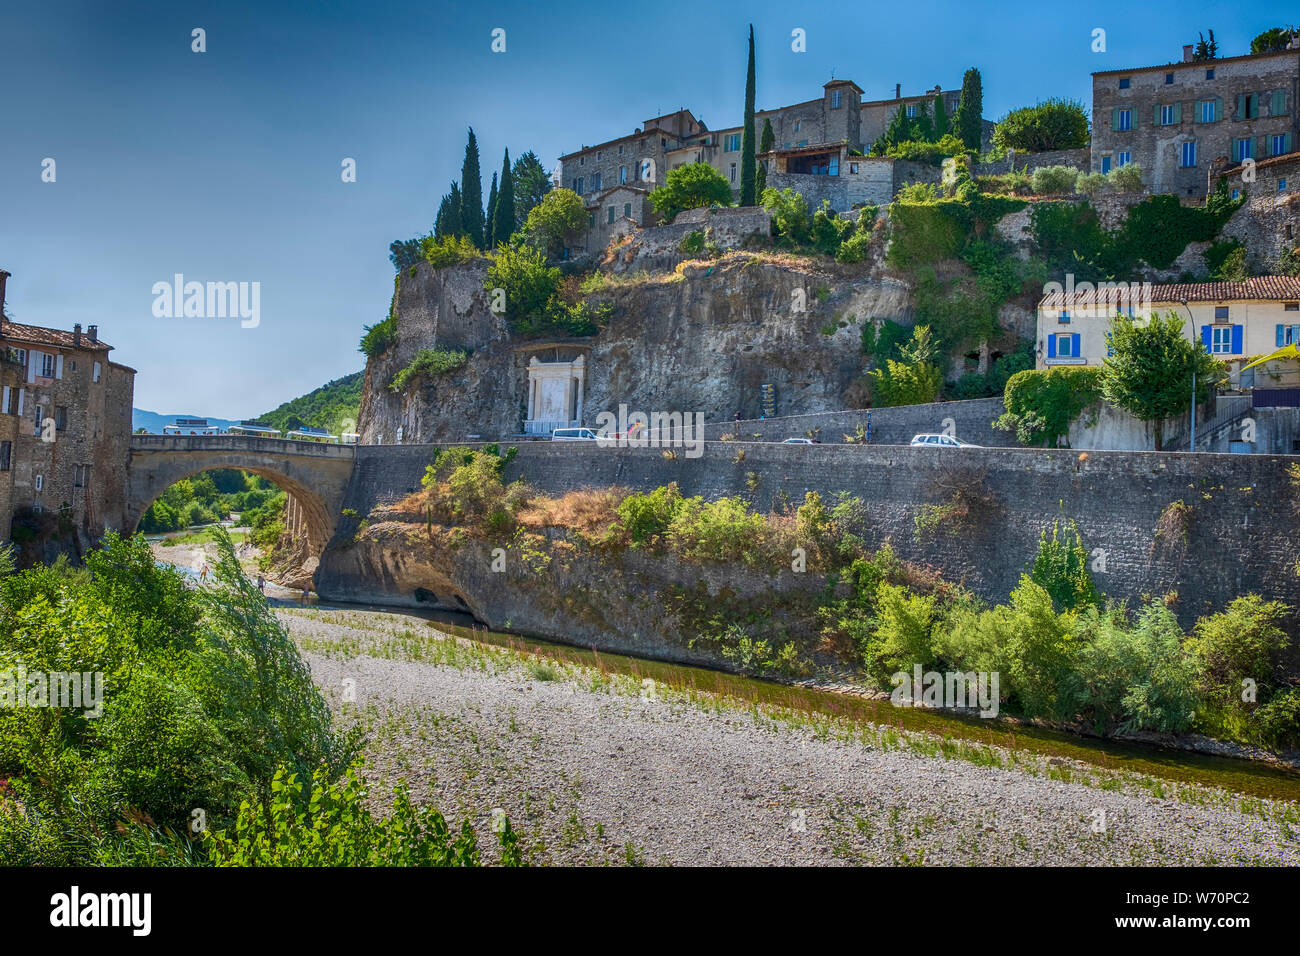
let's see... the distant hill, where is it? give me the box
[132,371,364,437]
[256,371,364,438]
[132,409,242,434]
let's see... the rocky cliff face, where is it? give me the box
[358,253,916,444]
[318,502,844,676]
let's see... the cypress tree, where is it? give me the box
[434,183,463,239]
[933,93,949,139]
[756,117,774,196]
[739,24,757,206]
[460,128,485,248]
[953,68,983,151]
[494,147,516,246]
[485,172,498,251]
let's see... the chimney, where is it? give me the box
[87,324,98,343]
[0,269,9,322]
[73,323,82,346]
[895,83,901,99]
[1183,44,1194,62]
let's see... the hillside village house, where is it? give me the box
[1092,42,1300,198]
[0,270,136,547]
[557,79,967,254]
[1037,276,1300,388]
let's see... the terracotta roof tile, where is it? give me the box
[1039,276,1300,308]
[0,320,112,352]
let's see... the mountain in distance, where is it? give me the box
[132,371,364,436]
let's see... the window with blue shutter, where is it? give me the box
[1201,326,1212,350]
[1231,324,1243,354]
[1279,324,1287,347]
[1071,333,1081,357]
[1047,336,1056,358]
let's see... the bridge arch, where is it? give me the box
[126,436,355,569]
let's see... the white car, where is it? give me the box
[910,433,981,448]
[552,428,601,441]
[781,437,817,444]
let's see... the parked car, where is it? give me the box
[552,427,601,441]
[781,437,817,444]
[910,433,981,448]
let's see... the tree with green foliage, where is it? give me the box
[756,117,775,195]
[649,162,733,221]
[388,237,423,272]
[520,187,587,257]
[484,172,498,253]
[1029,520,1099,611]
[933,93,949,138]
[740,24,757,206]
[434,182,463,239]
[459,128,485,249]
[994,367,1102,446]
[1251,26,1295,54]
[953,67,984,151]
[1193,29,1218,60]
[494,147,516,246]
[512,151,552,226]
[993,99,1090,153]
[868,325,943,406]
[1100,311,1223,450]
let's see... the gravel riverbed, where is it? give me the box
[281,606,1297,866]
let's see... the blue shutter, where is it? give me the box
[1071,333,1081,358]
[1232,324,1243,354]
[1279,324,1286,347]
[1201,326,1212,350]
[1047,335,1056,358]
[1292,324,1300,344]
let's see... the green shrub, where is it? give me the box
[1076,172,1107,197]
[762,187,813,247]
[420,234,481,269]
[859,583,939,687]
[359,315,397,357]
[207,764,523,866]
[885,134,968,165]
[666,495,768,565]
[999,577,1077,720]
[390,348,471,391]
[649,162,733,222]
[1062,605,1200,734]
[1107,163,1144,192]
[679,230,705,255]
[995,367,1103,446]
[617,483,686,544]
[1030,165,1080,196]
[1028,519,1099,611]
[1186,595,1290,705]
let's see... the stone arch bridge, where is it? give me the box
[126,435,355,559]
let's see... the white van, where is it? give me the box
[551,427,600,441]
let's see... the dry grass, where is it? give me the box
[516,486,627,535]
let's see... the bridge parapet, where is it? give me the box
[130,434,356,460]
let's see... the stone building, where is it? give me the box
[556,78,971,253]
[0,270,136,548]
[1091,42,1300,198]
[1216,151,1300,271]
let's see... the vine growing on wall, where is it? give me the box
[994,367,1103,446]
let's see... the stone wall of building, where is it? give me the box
[1091,49,1300,198]
[1218,155,1300,272]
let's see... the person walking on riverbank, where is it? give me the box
[257,574,265,594]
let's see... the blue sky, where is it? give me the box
[1,0,1295,416]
